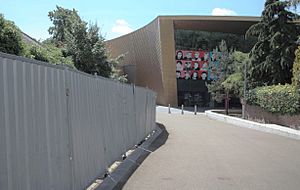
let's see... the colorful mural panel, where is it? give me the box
[175,50,223,81]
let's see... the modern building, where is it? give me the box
[106,16,259,106]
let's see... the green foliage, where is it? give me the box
[207,41,249,102]
[23,44,49,62]
[69,22,112,76]
[48,6,112,77]
[246,84,300,114]
[207,40,233,102]
[222,73,244,97]
[245,88,258,106]
[226,51,250,97]
[43,43,73,66]
[109,54,128,82]
[23,43,74,67]
[292,46,300,89]
[175,29,256,52]
[246,0,300,87]
[48,6,82,46]
[0,13,73,67]
[0,14,24,55]
[207,79,225,103]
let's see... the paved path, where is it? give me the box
[123,112,300,190]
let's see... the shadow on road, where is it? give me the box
[148,123,169,152]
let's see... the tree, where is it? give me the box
[109,53,128,83]
[208,51,248,100]
[23,44,49,62]
[222,52,249,98]
[48,6,112,77]
[0,14,24,55]
[48,6,82,46]
[207,40,234,102]
[42,42,73,66]
[292,46,300,89]
[22,42,74,67]
[208,40,249,114]
[222,73,243,96]
[67,21,112,76]
[246,0,300,86]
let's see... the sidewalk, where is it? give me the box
[205,110,300,140]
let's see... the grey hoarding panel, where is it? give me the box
[0,57,71,190]
[0,53,156,190]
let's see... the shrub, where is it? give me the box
[245,88,258,106]
[222,72,244,98]
[292,46,300,89]
[24,45,49,62]
[246,84,300,115]
[0,14,24,55]
[23,43,74,67]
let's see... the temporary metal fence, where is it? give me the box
[0,52,156,190]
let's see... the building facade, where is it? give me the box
[106,16,259,106]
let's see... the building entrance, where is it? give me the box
[177,79,210,107]
[174,29,256,107]
[175,49,221,107]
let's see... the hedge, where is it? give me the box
[246,84,300,115]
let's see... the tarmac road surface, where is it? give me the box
[123,111,300,190]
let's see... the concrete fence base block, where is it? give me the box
[205,110,300,140]
[96,124,163,190]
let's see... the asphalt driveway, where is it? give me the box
[123,112,300,190]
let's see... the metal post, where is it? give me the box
[225,91,229,115]
[168,104,171,114]
[194,105,197,115]
[181,105,184,115]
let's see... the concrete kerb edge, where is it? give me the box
[205,110,300,140]
[96,123,163,190]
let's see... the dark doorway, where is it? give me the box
[177,79,210,107]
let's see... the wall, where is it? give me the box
[0,52,156,190]
[106,18,167,105]
[159,17,178,106]
[245,104,300,130]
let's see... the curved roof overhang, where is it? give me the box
[159,15,260,35]
[107,16,260,42]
